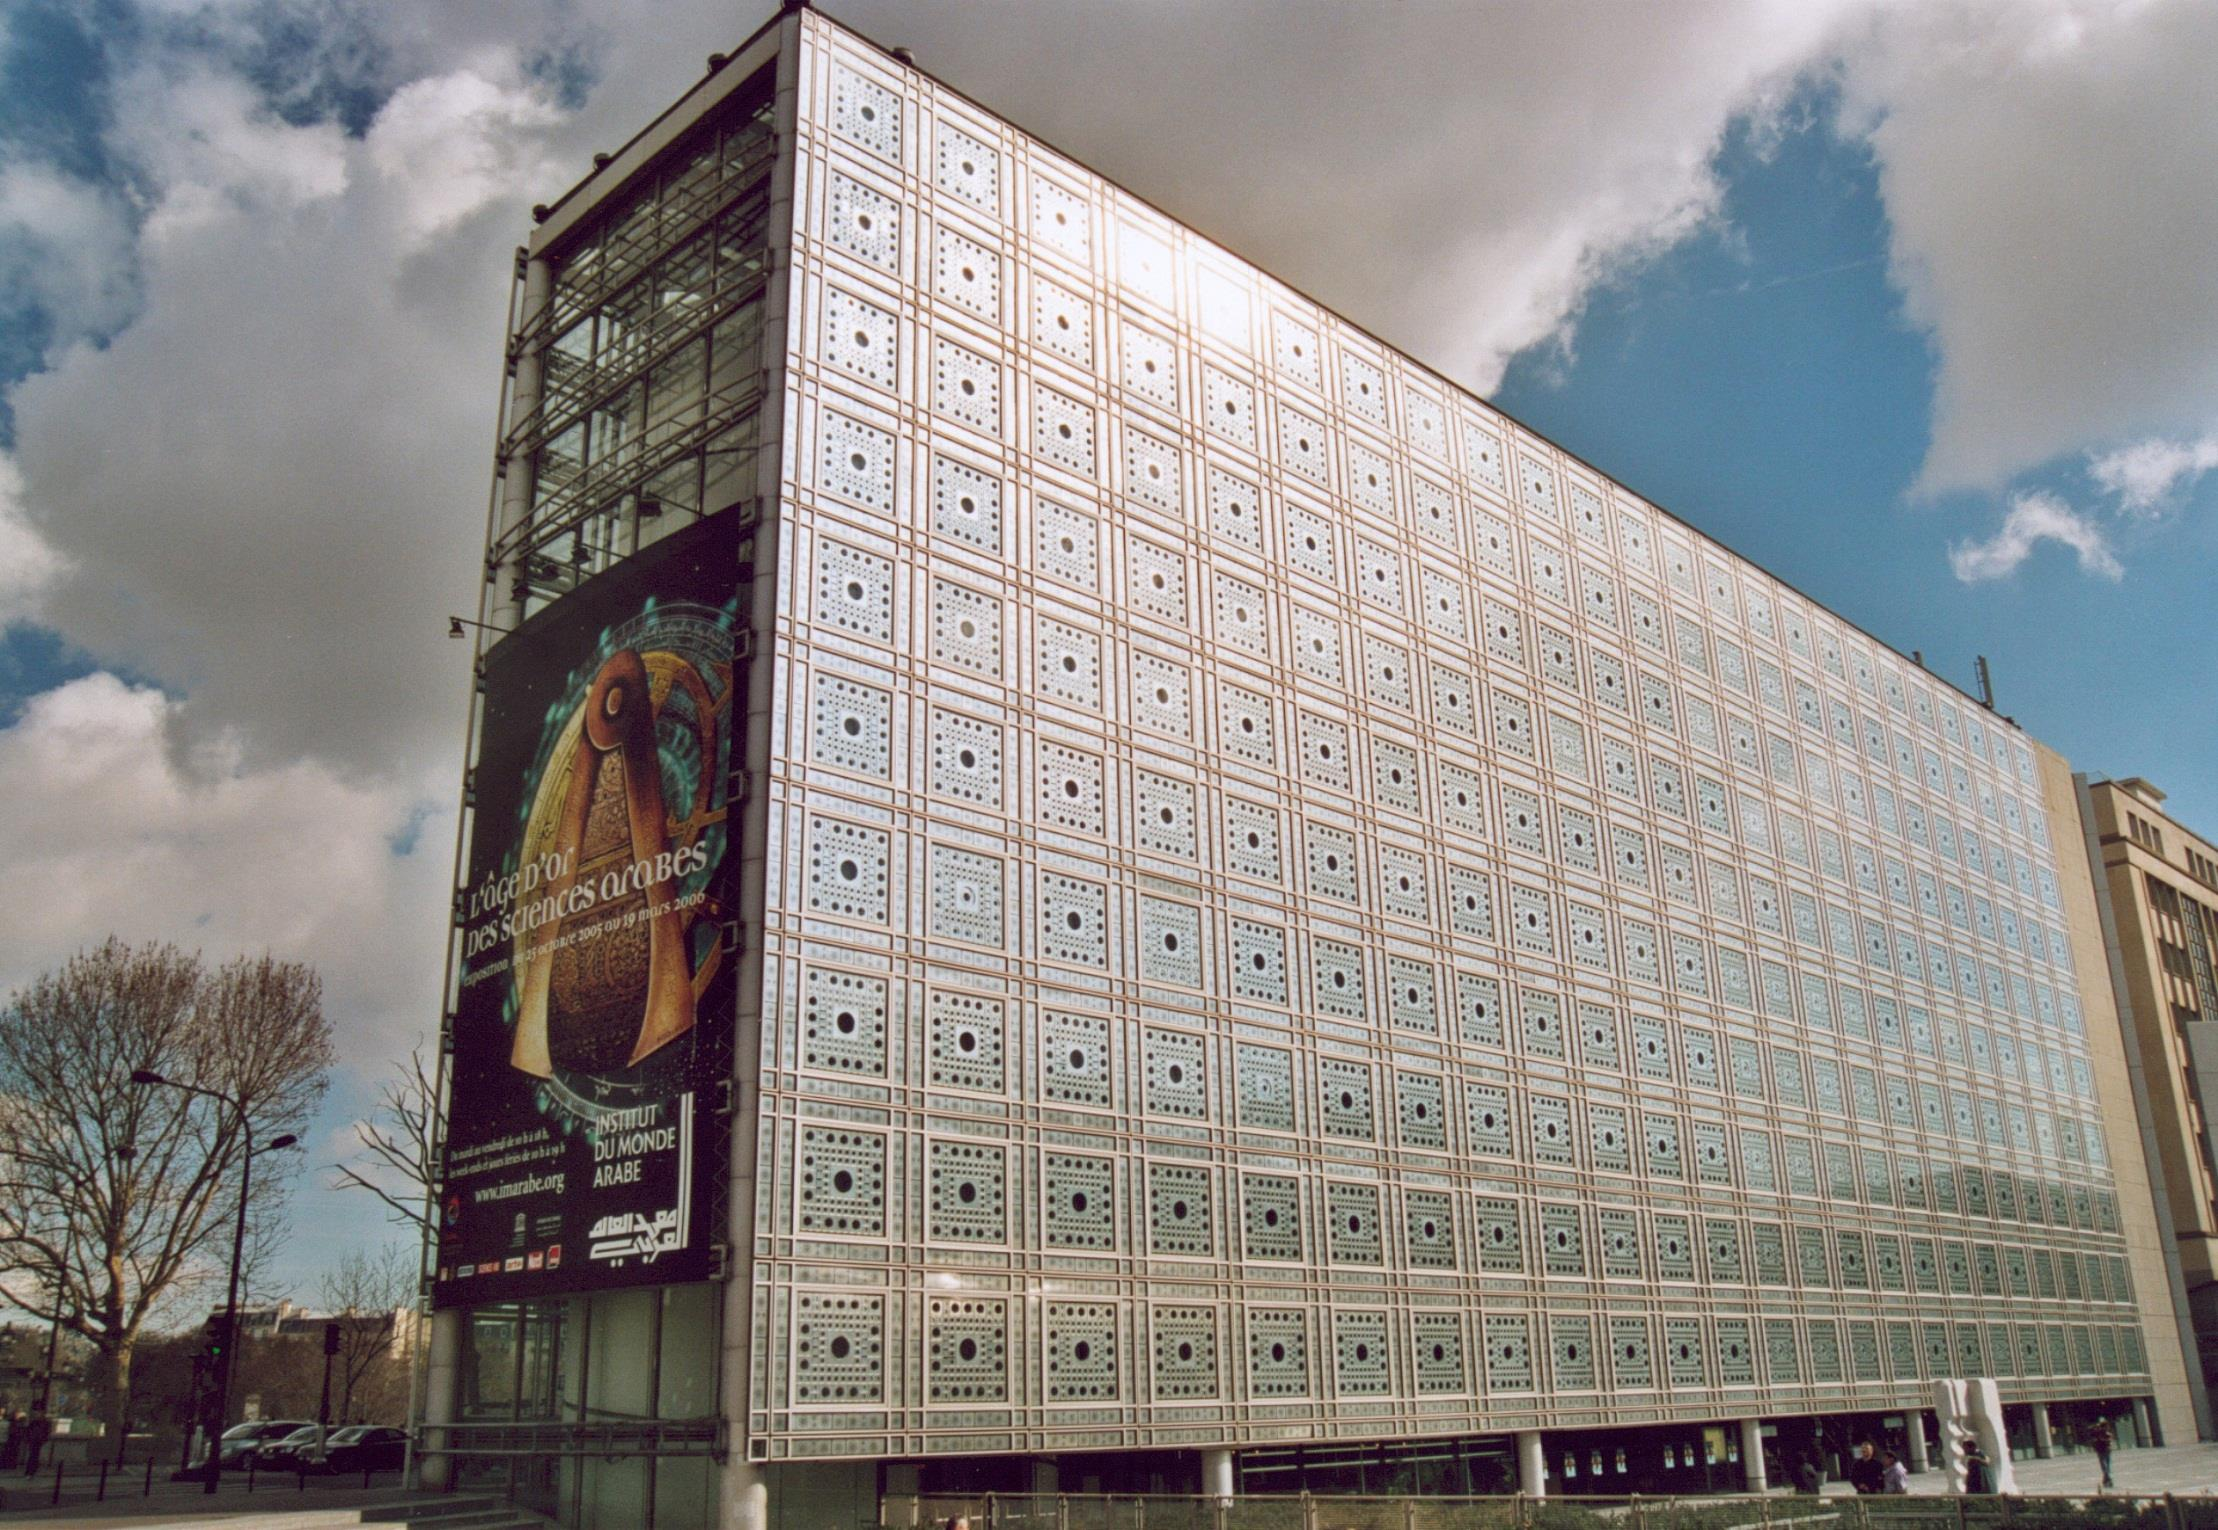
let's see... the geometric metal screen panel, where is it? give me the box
[746,8,2144,1460]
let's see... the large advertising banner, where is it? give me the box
[435,518,739,1306]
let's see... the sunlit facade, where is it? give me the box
[423,9,2195,1527]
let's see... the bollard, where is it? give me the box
[145,1457,155,1496]
[98,1461,109,1502]
[364,1463,373,1489]
[248,1456,257,1493]
[299,1463,308,1492]
[51,1460,63,1506]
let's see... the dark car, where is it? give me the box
[317,1425,408,1475]
[256,1425,328,1473]
[201,1419,315,1472]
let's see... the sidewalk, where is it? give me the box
[0,1469,410,1526]
[1844,1442,2218,1497]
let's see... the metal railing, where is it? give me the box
[410,1415,724,1459]
[0,1454,399,1514]
[884,1493,2218,1530]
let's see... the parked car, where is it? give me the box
[316,1425,408,1475]
[199,1419,314,1472]
[256,1424,329,1473]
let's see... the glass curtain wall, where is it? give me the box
[457,1285,721,1530]
[508,74,775,618]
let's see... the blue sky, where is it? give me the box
[2,0,2215,1307]
[1494,101,2218,825]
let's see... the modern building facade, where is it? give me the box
[2082,777,2218,1407]
[421,8,2198,1527]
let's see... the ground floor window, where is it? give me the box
[454,1283,720,1530]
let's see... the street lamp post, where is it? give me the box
[130,1069,295,1493]
[37,1221,71,1416]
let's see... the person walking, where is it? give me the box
[1880,1450,1910,1495]
[1849,1441,1884,1494]
[2089,1417,2116,1490]
[1961,1439,1993,1494]
[20,1409,49,1476]
[1794,1455,1824,1495]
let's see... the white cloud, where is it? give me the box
[111,64,351,243]
[0,159,138,353]
[0,673,451,1069]
[367,69,565,247]
[812,0,1868,392]
[1948,489,2122,583]
[1836,0,2218,493]
[0,454,65,624]
[2088,430,2218,514]
[6,56,569,774]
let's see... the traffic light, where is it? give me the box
[203,1313,233,1365]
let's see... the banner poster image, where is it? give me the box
[435,519,739,1306]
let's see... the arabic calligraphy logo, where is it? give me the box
[587,1209,685,1265]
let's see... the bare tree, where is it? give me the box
[316,1244,416,1422]
[0,940,333,1437]
[330,1044,440,1237]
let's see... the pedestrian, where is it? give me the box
[1880,1450,1909,1495]
[1795,1454,1824,1495]
[2089,1417,2115,1490]
[20,1409,49,1476]
[1849,1441,1884,1495]
[1961,1439,1992,1495]
[0,1411,19,1472]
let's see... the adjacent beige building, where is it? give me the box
[2082,775,2218,1421]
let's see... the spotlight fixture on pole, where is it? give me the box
[446,615,512,641]
[129,1069,298,1492]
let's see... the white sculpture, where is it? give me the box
[1933,1377,2017,1493]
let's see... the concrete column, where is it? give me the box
[726,1459,768,1530]
[415,1306,462,1490]
[486,254,552,635]
[2033,1405,2056,1459]
[1201,1449,1235,1498]
[1518,1431,1547,1497]
[719,24,803,1530]
[885,1465,921,1528]
[2132,1397,2155,1447]
[1740,1419,1768,1491]
[1904,1412,1930,1474]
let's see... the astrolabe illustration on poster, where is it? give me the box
[435,520,739,1305]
